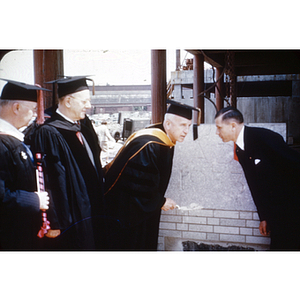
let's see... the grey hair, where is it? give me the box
[59,91,87,103]
[164,113,177,122]
[0,99,18,107]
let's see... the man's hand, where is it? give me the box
[161,198,177,211]
[35,191,49,210]
[259,220,270,236]
[45,229,61,238]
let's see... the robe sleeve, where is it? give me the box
[0,181,40,213]
[121,142,166,213]
[0,140,40,214]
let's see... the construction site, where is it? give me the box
[1,49,300,252]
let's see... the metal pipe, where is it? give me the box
[176,49,181,71]
[215,67,224,111]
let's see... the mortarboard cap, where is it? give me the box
[47,76,94,98]
[166,99,202,140]
[0,79,51,102]
[166,99,200,122]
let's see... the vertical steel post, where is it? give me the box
[33,50,64,110]
[151,50,167,124]
[176,49,181,71]
[216,67,224,111]
[193,53,204,123]
[230,74,237,108]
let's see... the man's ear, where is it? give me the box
[64,96,72,108]
[164,119,171,131]
[12,102,20,115]
[231,121,238,131]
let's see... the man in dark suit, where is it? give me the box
[215,106,300,250]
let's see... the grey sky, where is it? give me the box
[0,49,194,90]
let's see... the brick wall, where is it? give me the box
[158,208,270,251]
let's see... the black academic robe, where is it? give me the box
[104,123,174,250]
[0,134,41,250]
[236,126,300,250]
[28,113,104,250]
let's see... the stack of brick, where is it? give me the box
[158,208,270,250]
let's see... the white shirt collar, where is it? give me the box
[56,108,76,124]
[236,125,245,150]
[0,118,24,141]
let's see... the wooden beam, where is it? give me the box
[34,50,64,109]
[151,50,166,124]
[193,53,204,123]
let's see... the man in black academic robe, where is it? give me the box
[104,100,198,250]
[0,79,50,250]
[0,133,41,250]
[215,106,300,250]
[28,77,104,250]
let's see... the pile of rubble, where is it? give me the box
[182,241,255,251]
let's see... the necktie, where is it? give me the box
[234,142,239,162]
[76,131,95,167]
[76,131,83,144]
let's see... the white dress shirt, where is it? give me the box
[56,108,76,124]
[0,118,24,141]
[236,125,245,150]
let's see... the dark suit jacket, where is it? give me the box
[236,126,300,228]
